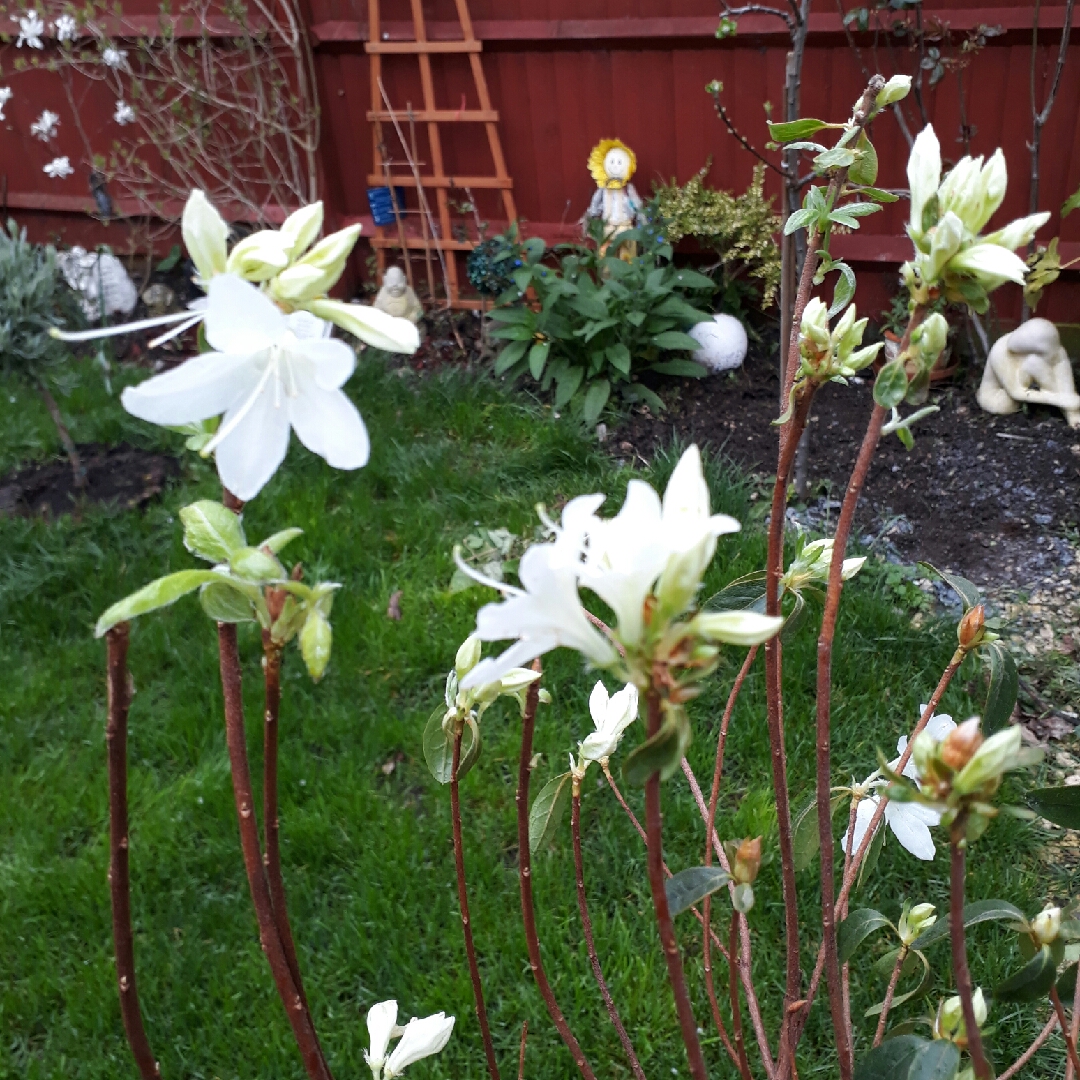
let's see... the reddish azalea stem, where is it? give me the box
[262,635,312,1013]
[728,912,753,1080]
[571,788,647,1080]
[702,902,742,1069]
[451,725,502,1080]
[949,826,991,1080]
[644,690,709,1080]
[515,665,597,1080]
[1069,958,1080,1080]
[873,946,908,1047]
[1050,988,1080,1078]
[517,1022,528,1080]
[217,624,332,1080]
[105,624,161,1080]
[998,1014,1059,1079]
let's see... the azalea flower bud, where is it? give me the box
[924,211,965,284]
[279,201,324,260]
[691,610,783,646]
[731,836,762,885]
[455,634,482,679]
[294,223,362,294]
[983,211,1051,253]
[907,125,943,243]
[957,603,986,649]
[898,901,937,945]
[940,717,984,772]
[954,723,1022,795]
[226,230,291,281]
[1032,905,1062,945]
[911,312,949,372]
[935,988,987,1047]
[365,999,399,1080]
[875,74,912,109]
[911,729,939,782]
[306,298,420,354]
[800,297,831,352]
[300,609,332,681]
[271,263,331,304]
[383,1011,455,1078]
[732,882,755,914]
[182,189,228,283]
[836,313,871,364]
[781,538,866,591]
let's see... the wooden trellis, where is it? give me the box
[366,0,516,309]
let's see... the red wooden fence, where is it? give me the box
[2,0,1078,321]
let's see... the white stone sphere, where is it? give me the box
[689,313,748,373]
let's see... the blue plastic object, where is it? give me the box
[367,186,407,226]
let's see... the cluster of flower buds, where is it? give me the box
[897,901,937,947]
[934,988,988,1049]
[365,1000,454,1080]
[724,836,762,914]
[779,537,866,594]
[570,680,639,782]
[796,299,883,386]
[902,125,1049,313]
[446,633,546,730]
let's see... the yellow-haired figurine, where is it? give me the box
[584,138,644,260]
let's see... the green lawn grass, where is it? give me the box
[0,357,1066,1079]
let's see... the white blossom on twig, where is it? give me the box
[113,100,135,125]
[17,11,45,47]
[43,156,73,179]
[0,87,12,121]
[30,109,59,141]
[53,14,77,40]
[101,46,127,69]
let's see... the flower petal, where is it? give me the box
[842,794,879,858]
[885,801,939,860]
[306,298,420,354]
[299,336,357,390]
[120,350,256,425]
[213,376,292,501]
[204,273,285,355]
[289,383,370,470]
[589,680,610,732]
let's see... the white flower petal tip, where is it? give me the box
[306,298,420,354]
[580,680,639,763]
[365,999,398,1078]
[182,189,229,283]
[383,1012,455,1078]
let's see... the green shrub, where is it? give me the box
[487,222,714,423]
[652,163,781,312]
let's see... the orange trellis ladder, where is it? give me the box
[366,0,517,309]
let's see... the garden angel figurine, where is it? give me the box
[584,138,644,260]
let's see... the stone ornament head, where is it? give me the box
[588,139,637,190]
[384,266,408,297]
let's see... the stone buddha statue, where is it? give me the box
[584,138,644,260]
[977,318,1080,428]
[373,266,423,325]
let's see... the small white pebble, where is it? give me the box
[196,796,203,805]
[299,779,307,787]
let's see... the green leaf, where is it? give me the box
[651,331,702,352]
[581,379,611,424]
[1058,962,1077,999]
[994,945,1059,1002]
[606,343,631,375]
[664,866,731,917]
[670,268,716,290]
[873,359,909,408]
[258,527,303,555]
[703,571,767,613]
[1028,786,1080,830]
[857,186,901,203]
[229,546,286,583]
[911,899,1026,949]
[916,563,981,612]
[829,262,857,317]
[838,908,894,964]
[490,324,535,341]
[791,792,847,872]
[814,147,857,172]
[457,716,483,780]
[769,118,830,142]
[528,340,550,380]
[854,1035,927,1080]
[423,707,454,784]
[489,307,534,325]
[651,359,709,378]
[554,365,584,409]
[623,711,691,785]
[179,500,246,563]
[155,244,182,272]
[983,639,1018,735]
[865,949,932,1017]
[629,384,665,413]
[784,208,819,236]
[198,580,257,623]
[1063,184,1080,218]
[528,772,573,853]
[907,1040,961,1080]
[494,339,529,374]
[95,570,222,636]
[848,131,879,187]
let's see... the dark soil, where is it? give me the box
[0,443,180,518]
[615,353,1080,590]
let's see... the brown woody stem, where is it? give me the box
[999,1014,1059,1079]
[106,624,161,1080]
[1050,988,1080,1079]
[571,787,647,1080]
[217,624,332,1080]
[517,1022,528,1080]
[949,826,991,1080]
[644,690,709,1080]
[38,382,86,490]
[451,724,501,1080]
[515,665,597,1080]
[873,946,908,1047]
[728,912,753,1080]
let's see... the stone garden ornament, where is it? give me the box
[584,138,644,259]
[977,317,1080,428]
[689,312,749,373]
[374,266,423,324]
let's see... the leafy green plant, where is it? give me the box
[488,222,714,423]
[651,162,782,311]
[0,220,87,485]
[466,222,533,299]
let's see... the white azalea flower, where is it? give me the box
[365,999,401,1080]
[43,156,73,179]
[896,707,956,780]
[383,1012,455,1079]
[578,680,639,766]
[0,87,12,121]
[459,514,619,691]
[30,109,59,141]
[17,10,45,47]
[101,46,127,68]
[113,99,135,125]
[53,14,78,40]
[120,273,375,500]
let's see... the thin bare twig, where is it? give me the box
[873,946,908,1046]
[950,826,991,1079]
[1000,1014,1059,1080]
[1050,988,1080,1078]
